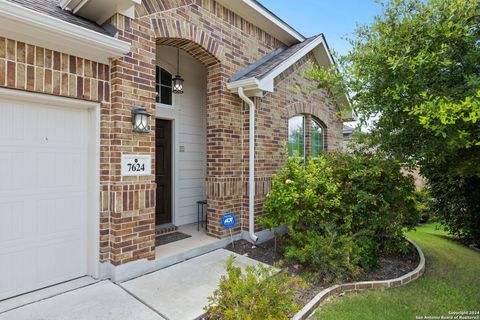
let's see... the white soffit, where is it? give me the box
[60,0,141,25]
[216,0,304,46]
[0,0,131,64]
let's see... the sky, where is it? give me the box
[258,0,384,56]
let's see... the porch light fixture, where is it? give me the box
[172,47,184,94]
[131,107,151,133]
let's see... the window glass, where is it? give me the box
[288,115,305,158]
[311,119,325,157]
[156,66,173,105]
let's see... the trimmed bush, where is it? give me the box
[324,151,419,268]
[204,256,302,320]
[260,151,420,278]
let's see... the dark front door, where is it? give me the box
[155,119,172,225]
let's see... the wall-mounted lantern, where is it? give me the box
[172,47,184,94]
[131,107,150,133]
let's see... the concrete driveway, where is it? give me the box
[0,249,263,320]
[0,281,164,320]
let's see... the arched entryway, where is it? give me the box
[154,38,225,245]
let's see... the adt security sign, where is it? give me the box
[222,213,236,229]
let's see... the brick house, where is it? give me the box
[0,0,347,300]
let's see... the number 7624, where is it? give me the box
[127,159,145,172]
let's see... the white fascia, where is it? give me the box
[216,0,304,46]
[243,0,304,42]
[226,78,265,97]
[0,0,131,64]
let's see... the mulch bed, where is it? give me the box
[225,238,419,307]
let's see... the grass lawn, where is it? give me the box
[314,224,480,320]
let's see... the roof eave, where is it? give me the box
[0,0,131,64]
[227,35,325,95]
[60,0,141,25]
[216,0,304,46]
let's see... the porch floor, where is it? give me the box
[154,223,219,260]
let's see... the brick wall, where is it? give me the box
[0,37,109,100]
[135,1,343,239]
[137,0,286,238]
[245,53,344,230]
[0,0,343,267]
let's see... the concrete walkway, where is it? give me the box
[0,249,263,320]
[121,249,263,320]
[0,281,165,320]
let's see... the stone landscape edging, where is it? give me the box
[469,244,480,253]
[292,239,426,320]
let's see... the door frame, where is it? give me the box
[155,113,177,226]
[0,88,101,279]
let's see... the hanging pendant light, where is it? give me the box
[172,47,184,94]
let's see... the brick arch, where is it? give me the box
[286,102,330,152]
[152,18,223,66]
[286,102,330,128]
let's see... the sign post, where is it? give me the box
[221,213,237,248]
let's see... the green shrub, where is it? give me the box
[260,155,341,232]
[260,156,359,279]
[204,256,302,320]
[286,225,360,282]
[324,151,420,267]
[261,151,420,277]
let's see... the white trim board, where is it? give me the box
[216,0,304,46]
[0,0,131,64]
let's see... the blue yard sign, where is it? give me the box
[221,213,237,229]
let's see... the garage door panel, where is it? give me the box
[0,201,24,243]
[0,102,25,142]
[0,97,90,301]
[0,250,24,299]
[0,102,88,148]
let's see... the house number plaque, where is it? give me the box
[121,155,152,176]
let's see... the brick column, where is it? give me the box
[107,14,157,265]
[206,65,244,238]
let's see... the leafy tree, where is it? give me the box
[304,0,480,245]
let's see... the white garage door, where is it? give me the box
[0,96,90,300]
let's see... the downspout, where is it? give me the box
[238,87,258,243]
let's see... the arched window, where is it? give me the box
[288,115,326,158]
[311,118,325,157]
[288,115,305,158]
[156,66,172,105]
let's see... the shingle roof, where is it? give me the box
[6,0,112,36]
[229,35,322,82]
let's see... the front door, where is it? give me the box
[155,119,172,225]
